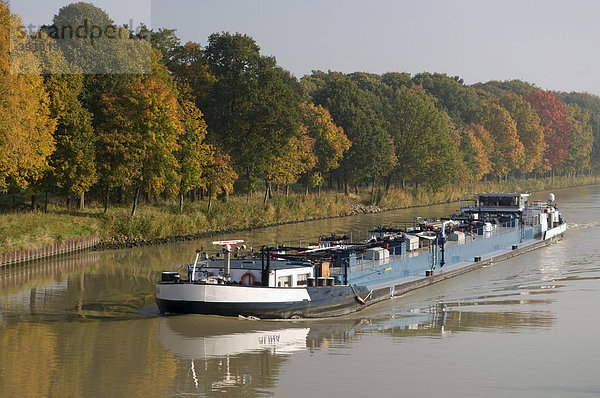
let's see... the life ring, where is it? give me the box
[240,272,256,286]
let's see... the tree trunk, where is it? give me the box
[264,179,270,205]
[385,174,392,192]
[208,195,213,212]
[354,181,358,195]
[371,176,376,195]
[344,179,349,196]
[286,185,290,196]
[131,187,140,216]
[179,192,184,212]
[329,170,333,190]
[117,186,124,204]
[31,195,37,211]
[66,197,71,211]
[318,185,322,196]
[44,191,48,214]
[79,191,85,210]
[305,180,309,195]
[103,184,109,213]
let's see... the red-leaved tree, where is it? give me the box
[525,90,572,171]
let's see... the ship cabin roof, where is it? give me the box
[461,192,529,214]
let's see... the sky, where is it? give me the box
[9,0,600,95]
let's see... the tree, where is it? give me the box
[498,92,544,174]
[472,79,537,98]
[177,97,212,211]
[412,72,482,125]
[556,91,600,172]
[31,32,96,209]
[0,3,56,191]
[525,90,572,172]
[564,103,593,175]
[386,86,456,189]
[204,33,301,200]
[137,26,180,66]
[48,3,151,150]
[299,102,351,192]
[269,125,317,196]
[461,124,492,181]
[47,2,150,74]
[477,103,524,179]
[97,76,183,215]
[169,41,216,108]
[308,72,395,193]
[204,147,238,212]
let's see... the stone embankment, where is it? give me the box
[349,204,382,214]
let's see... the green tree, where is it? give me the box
[31,32,96,209]
[137,26,180,66]
[308,72,395,194]
[472,79,537,98]
[564,103,594,175]
[412,72,482,125]
[169,41,216,108]
[204,32,301,201]
[386,86,456,189]
[48,2,150,74]
[556,91,600,172]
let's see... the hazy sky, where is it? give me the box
[10,0,600,95]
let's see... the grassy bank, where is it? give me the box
[0,212,101,252]
[1,174,598,252]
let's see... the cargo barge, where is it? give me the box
[156,193,566,319]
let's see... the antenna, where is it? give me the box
[211,240,244,277]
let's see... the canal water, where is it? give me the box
[1,186,599,397]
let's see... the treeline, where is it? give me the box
[2,2,600,215]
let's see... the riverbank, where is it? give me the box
[1,175,598,256]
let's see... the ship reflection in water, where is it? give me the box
[158,301,555,395]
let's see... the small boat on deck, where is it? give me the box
[156,192,566,319]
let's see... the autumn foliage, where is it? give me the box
[1,1,600,214]
[525,90,572,171]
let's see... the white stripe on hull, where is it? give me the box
[156,283,311,303]
[545,223,567,240]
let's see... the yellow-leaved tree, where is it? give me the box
[0,2,55,191]
[269,125,317,196]
[299,102,350,194]
[477,102,524,180]
[204,147,238,212]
